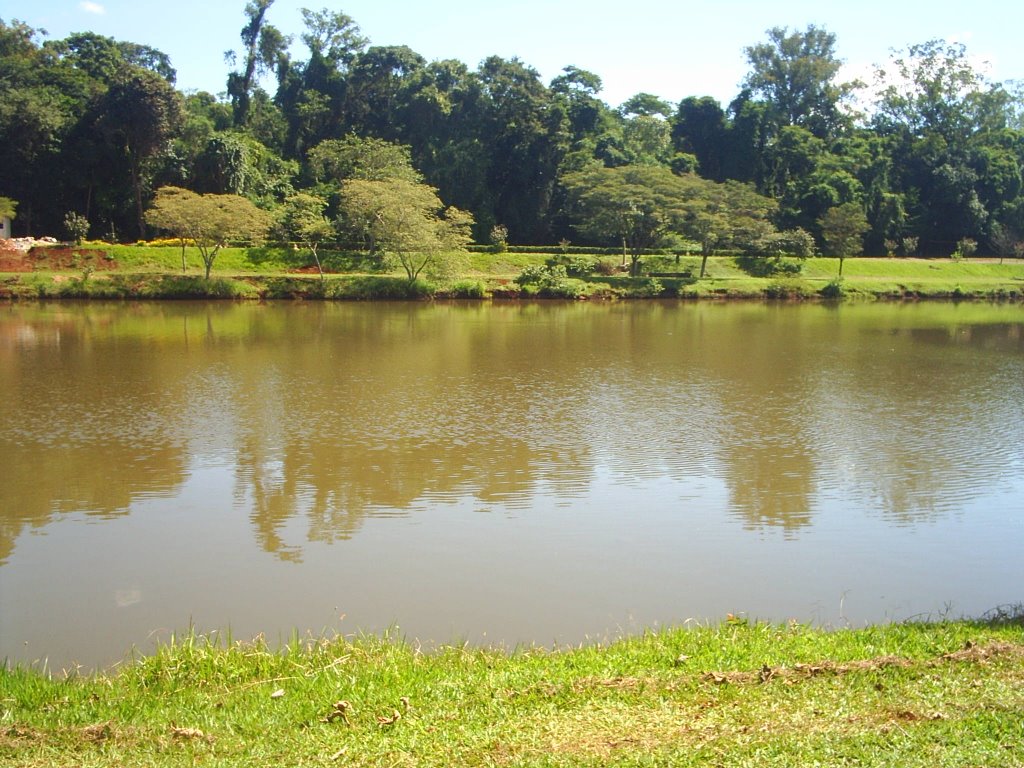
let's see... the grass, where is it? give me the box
[2,246,1023,301]
[3,613,1024,766]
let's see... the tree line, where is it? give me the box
[2,5,1023,260]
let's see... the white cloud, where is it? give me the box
[80,1,106,14]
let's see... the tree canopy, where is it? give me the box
[1,12,1023,259]
[145,186,272,278]
[338,177,473,282]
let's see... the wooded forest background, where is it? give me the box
[2,3,1023,257]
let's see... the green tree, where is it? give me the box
[278,192,333,281]
[95,69,183,238]
[819,202,869,275]
[63,211,89,244]
[672,96,729,180]
[873,40,1012,142]
[686,180,780,275]
[145,186,272,278]
[344,45,426,139]
[475,56,568,242]
[989,222,1024,264]
[338,177,473,283]
[299,7,367,64]
[191,132,297,204]
[564,165,778,277]
[0,20,77,234]
[742,25,857,138]
[307,135,421,183]
[619,92,672,119]
[225,0,291,127]
[563,165,697,276]
[0,196,17,220]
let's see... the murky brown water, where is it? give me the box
[2,300,1022,671]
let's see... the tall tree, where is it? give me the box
[226,0,290,127]
[742,25,857,138]
[345,45,426,139]
[873,40,1013,142]
[94,69,183,238]
[872,40,1022,252]
[475,56,568,242]
[299,7,367,65]
[276,8,367,157]
[672,96,729,180]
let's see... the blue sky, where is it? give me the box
[10,0,1024,108]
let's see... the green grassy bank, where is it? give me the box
[3,614,1023,766]
[2,245,1023,301]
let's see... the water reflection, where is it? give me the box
[0,306,193,564]
[1,301,1023,666]
[3,302,1023,558]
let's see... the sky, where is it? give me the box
[9,0,1024,108]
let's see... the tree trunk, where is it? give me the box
[130,158,145,241]
[311,244,324,282]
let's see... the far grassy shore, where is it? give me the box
[1,244,1023,301]
[3,613,1023,766]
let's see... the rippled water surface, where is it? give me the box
[2,301,1022,669]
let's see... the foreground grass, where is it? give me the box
[3,616,1024,766]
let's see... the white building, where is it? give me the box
[0,216,10,240]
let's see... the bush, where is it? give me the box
[764,279,812,299]
[63,212,90,245]
[737,254,805,277]
[952,238,977,261]
[466,244,697,256]
[627,277,665,298]
[545,254,596,277]
[450,279,488,299]
[330,276,434,300]
[147,275,256,299]
[488,224,509,253]
[820,278,845,299]
[593,258,622,276]
[515,264,585,298]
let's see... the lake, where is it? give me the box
[1,300,1022,671]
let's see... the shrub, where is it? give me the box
[737,254,805,277]
[820,278,845,299]
[514,265,550,287]
[331,276,434,300]
[764,279,812,299]
[545,254,596,277]
[450,279,488,299]
[146,275,256,299]
[628,277,665,298]
[63,212,90,245]
[951,238,977,261]
[489,224,509,253]
[514,264,585,298]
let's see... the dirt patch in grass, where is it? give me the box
[698,640,1024,686]
[504,640,1024,762]
[0,247,120,272]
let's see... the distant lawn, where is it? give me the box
[3,246,1022,301]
